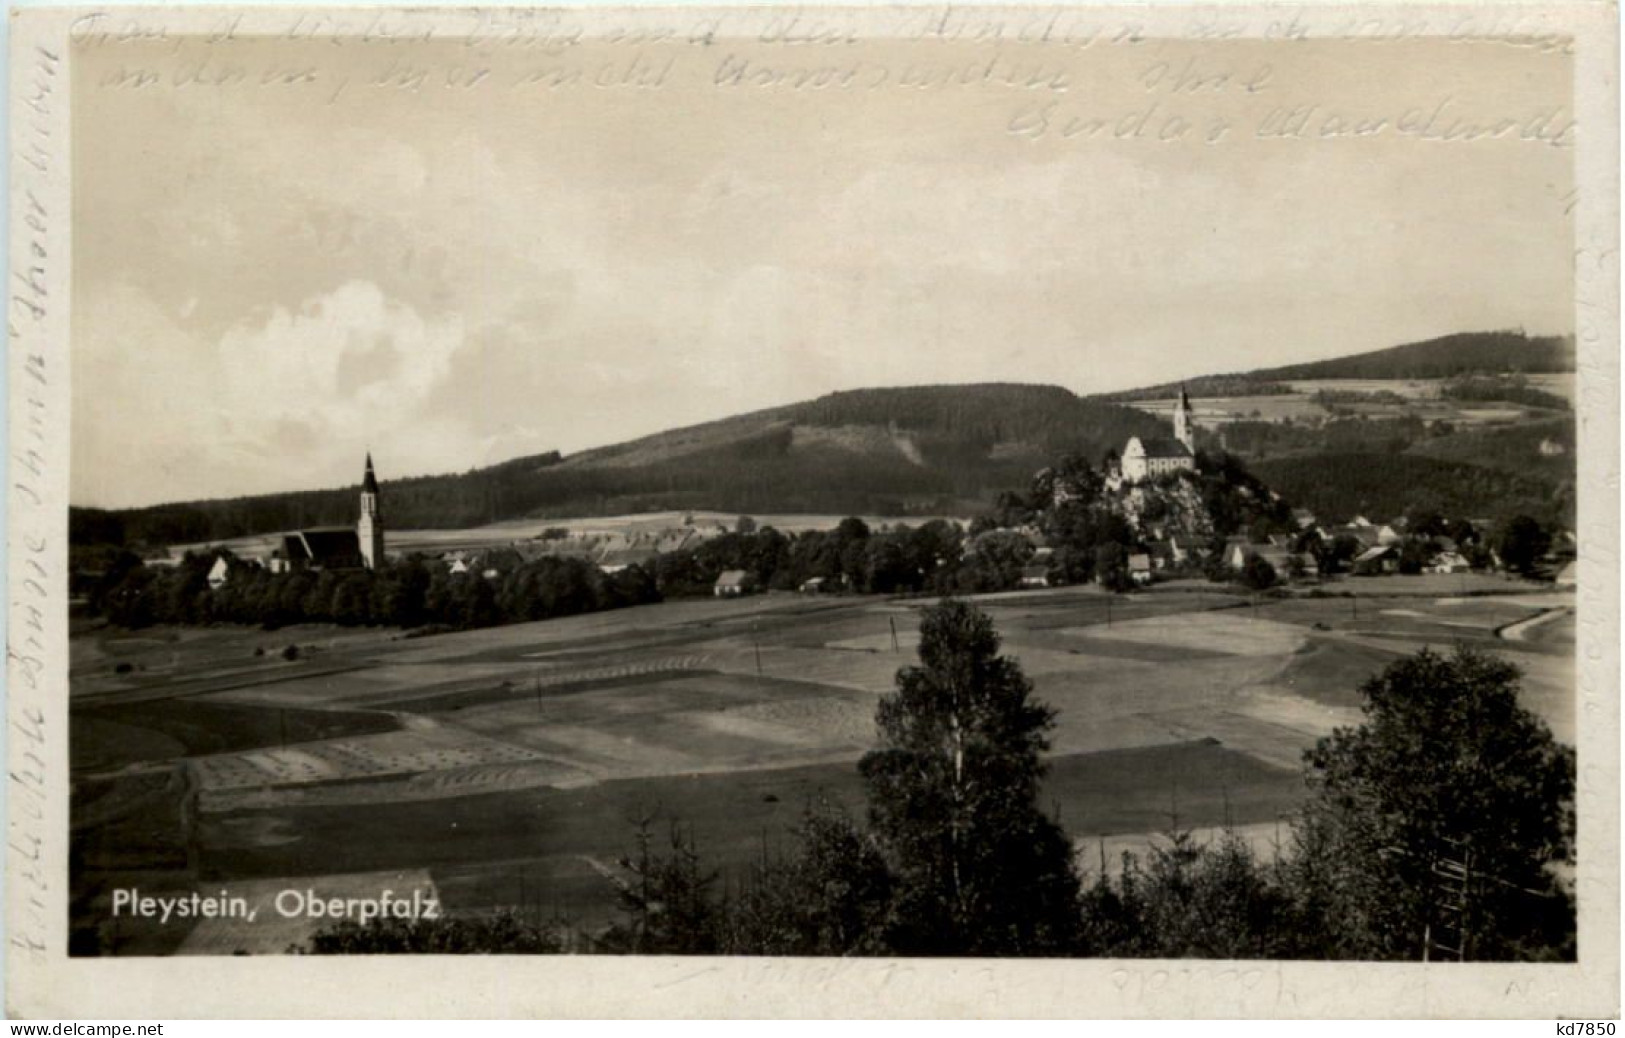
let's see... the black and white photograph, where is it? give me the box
[9,1,1619,1020]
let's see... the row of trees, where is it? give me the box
[1254,452,1573,534]
[85,551,659,631]
[79,502,1565,637]
[310,603,1575,960]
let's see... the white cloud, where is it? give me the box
[74,280,477,507]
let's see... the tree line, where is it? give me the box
[306,603,1575,960]
[83,551,659,632]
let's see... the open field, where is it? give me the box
[71,576,1574,954]
[1130,376,1573,428]
[165,510,970,564]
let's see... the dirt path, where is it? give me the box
[1497,607,1570,643]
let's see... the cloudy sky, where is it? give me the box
[72,30,1574,507]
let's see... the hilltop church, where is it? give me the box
[267,454,387,573]
[1119,387,1198,483]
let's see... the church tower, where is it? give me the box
[1173,385,1196,453]
[358,452,385,570]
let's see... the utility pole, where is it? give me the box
[889,616,899,653]
[752,621,763,677]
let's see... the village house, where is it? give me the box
[1429,551,1472,574]
[1227,542,1297,577]
[1352,544,1398,575]
[598,547,660,575]
[1019,564,1051,588]
[207,555,232,589]
[714,570,756,597]
[1128,553,1153,586]
[1331,525,1383,550]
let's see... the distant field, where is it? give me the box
[1130,375,1574,429]
[166,510,969,562]
[70,579,1575,953]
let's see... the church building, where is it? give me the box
[267,454,387,573]
[1121,386,1198,483]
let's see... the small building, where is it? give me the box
[598,547,660,575]
[714,570,756,597]
[207,556,232,590]
[1554,560,1578,587]
[1331,525,1382,550]
[1019,564,1051,589]
[1127,554,1153,586]
[1429,551,1472,574]
[1228,542,1297,578]
[1352,544,1398,575]
[799,577,827,594]
[441,551,472,575]
[1225,541,1254,572]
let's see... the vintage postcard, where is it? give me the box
[8,1,1619,1018]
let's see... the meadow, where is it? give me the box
[1129,374,1575,427]
[70,575,1573,955]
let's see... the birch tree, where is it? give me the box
[859,599,1082,954]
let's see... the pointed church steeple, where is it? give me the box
[1173,384,1196,453]
[358,452,384,570]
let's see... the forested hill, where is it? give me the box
[71,384,1165,549]
[1248,330,1575,380]
[1101,330,1574,400]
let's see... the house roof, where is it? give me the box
[298,528,363,565]
[600,548,659,569]
[363,452,380,494]
[716,569,752,587]
[1354,545,1394,563]
[1126,436,1193,460]
[1334,526,1382,547]
[1128,553,1152,572]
